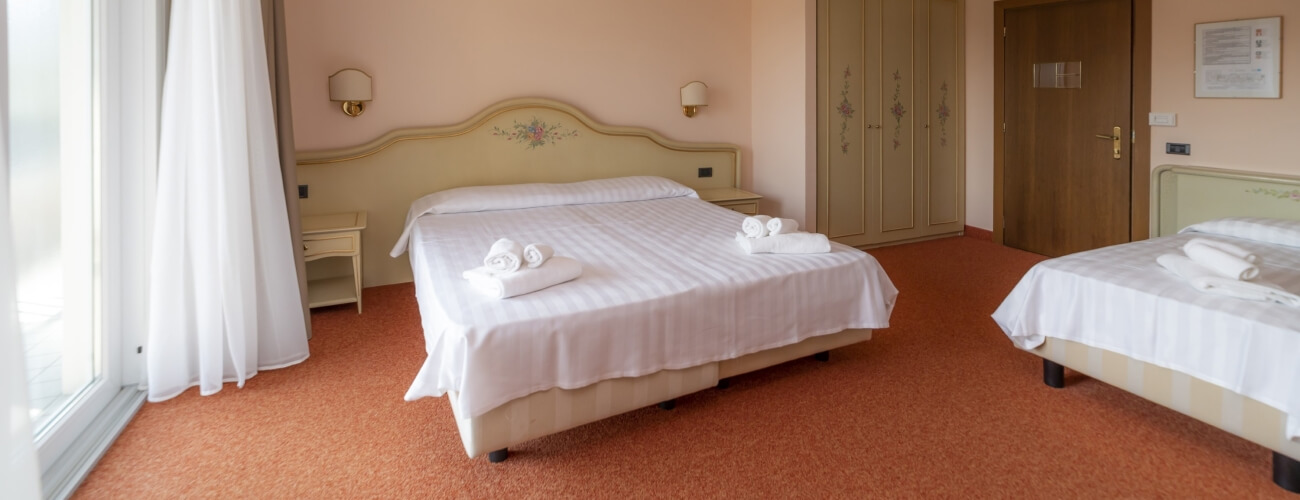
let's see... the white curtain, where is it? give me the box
[1,0,43,494]
[147,0,309,402]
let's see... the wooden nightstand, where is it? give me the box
[302,211,367,314]
[697,187,763,215]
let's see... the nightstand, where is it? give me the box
[302,211,367,314]
[697,187,763,215]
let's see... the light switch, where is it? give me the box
[1149,112,1176,127]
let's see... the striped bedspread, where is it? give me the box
[404,196,898,418]
[993,233,1300,441]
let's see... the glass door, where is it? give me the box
[7,0,116,472]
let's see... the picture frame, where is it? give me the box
[1194,16,1282,98]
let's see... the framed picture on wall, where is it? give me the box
[1194,16,1282,98]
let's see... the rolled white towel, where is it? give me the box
[523,243,554,268]
[462,256,583,299]
[1157,254,1299,307]
[766,217,800,235]
[1183,243,1258,281]
[483,238,523,274]
[734,232,831,255]
[1184,237,1259,264]
[742,215,773,238]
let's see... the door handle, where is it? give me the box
[1094,126,1121,159]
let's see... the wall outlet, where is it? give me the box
[1165,143,1190,155]
[298,184,308,198]
[1148,112,1177,127]
[698,167,713,178]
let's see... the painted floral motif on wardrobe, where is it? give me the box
[935,82,951,147]
[837,66,855,154]
[1246,187,1300,202]
[889,70,906,150]
[491,118,579,149]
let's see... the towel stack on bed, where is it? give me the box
[735,215,831,254]
[1157,237,1300,307]
[463,238,582,298]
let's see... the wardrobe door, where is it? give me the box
[817,0,877,247]
[870,0,923,244]
[925,0,964,236]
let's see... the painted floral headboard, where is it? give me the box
[1152,164,1300,237]
[296,97,742,286]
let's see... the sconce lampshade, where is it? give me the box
[680,81,708,119]
[329,68,373,117]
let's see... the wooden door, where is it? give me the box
[818,0,880,247]
[1002,0,1132,257]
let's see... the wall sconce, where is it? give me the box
[329,68,372,117]
[680,81,708,118]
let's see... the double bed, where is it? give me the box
[297,98,898,462]
[993,165,1300,492]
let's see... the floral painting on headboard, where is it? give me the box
[1246,187,1300,202]
[491,117,579,150]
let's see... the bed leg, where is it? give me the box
[658,399,676,410]
[1043,359,1065,389]
[1276,452,1300,493]
[813,351,830,362]
[716,378,730,389]
[488,448,508,463]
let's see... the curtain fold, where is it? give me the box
[261,0,310,340]
[1,0,44,493]
[146,0,309,402]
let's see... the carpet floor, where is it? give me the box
[75,236,1289,498]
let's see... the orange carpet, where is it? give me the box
[75,236,1289,498]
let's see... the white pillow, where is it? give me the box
[1179,217,1300,248]
[390,176,699,257]
[414,176,697,215]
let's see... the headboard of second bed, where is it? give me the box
[297,97,742,287]
[1152,164,1300,237]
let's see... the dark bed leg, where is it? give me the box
[1043,359,1065,389]
[716,378,730,389]
[813,351,830,362]
[488,448,508,463]
[658,399,676,410]
[1276,452,1300,493]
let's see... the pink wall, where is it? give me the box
[965,0,1300,231]
[1149,0,1300,177]
[751,0,816,226]
[283,0,754,186]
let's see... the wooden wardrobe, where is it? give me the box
[816,0,965,247]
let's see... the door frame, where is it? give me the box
[992,0,1152,245]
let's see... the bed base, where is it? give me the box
[1031,338,1300,493]
[457,328,874,463]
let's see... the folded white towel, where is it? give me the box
[742,215,773,238]
[1157,254,1299,307]
[523,243,554,268]
[734,232,831,255]
[1183,243,1259,281]
[766,218,800,235]
[483,238,523,274]
[1184,237,1259,264]
[462,256,583,299]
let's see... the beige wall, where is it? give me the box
[1149,0,1299,177]
[751,0,817,226]
[284,0,755,186]
[965,0,1299,231]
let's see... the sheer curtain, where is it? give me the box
[146,0,309,402]
[1,0,43,494]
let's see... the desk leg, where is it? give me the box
[353,253,362,314]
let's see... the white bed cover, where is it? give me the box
[992,233,1300,441]
[403,196,897,418]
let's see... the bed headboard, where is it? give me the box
[1152,164,1300,237]
[297,97,742,287]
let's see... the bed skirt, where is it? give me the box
[448,328,873,458]
[1031,337,1299,461]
